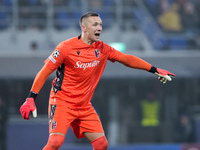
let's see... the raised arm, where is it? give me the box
[117,53,176,83]
[117,53,151,71]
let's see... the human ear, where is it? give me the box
[81,25,86,33]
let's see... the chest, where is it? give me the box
[66,46,106,67]
[62,46,107,80]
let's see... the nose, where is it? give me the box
[97,25,102,31]
[97,27,102,32]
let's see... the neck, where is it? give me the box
[81,33,94,45]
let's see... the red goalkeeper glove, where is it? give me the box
[149,66,176,84]
[20,91,38,120]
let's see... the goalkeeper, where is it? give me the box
[20,12,176,150]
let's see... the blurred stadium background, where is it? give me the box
[0,0,200,149]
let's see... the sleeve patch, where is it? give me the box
[49,55,56,63]
[53,49,60,58]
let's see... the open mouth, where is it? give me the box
[94,33,100,37]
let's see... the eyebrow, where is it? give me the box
[92,22,102,27]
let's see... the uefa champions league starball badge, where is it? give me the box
[53,49,60,58]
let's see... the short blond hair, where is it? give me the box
[79,12,100,26]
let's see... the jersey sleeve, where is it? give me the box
[44,41,66,71]
[105,44,121,62]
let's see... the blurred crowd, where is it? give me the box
[144,0,200,36]
[0,0,200,50]
[144,0,200,50]
[0,0,117,30]
[0,0,12,29]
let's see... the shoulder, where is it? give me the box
[56,36,78,50]
[65,36,79,44]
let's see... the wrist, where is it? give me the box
[148,66,157,73]
[27,91,38,100]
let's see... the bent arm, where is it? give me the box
[30,64,54,94]
[117,53,151,71]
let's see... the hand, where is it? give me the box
[20,98,37,120]
[154,68,176,84]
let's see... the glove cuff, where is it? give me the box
[27,91,38,100]
[148,66,157,73]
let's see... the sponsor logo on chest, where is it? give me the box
[74,60,100,70]
[74,48,101,70]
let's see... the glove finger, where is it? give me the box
[25,110,30,120]
[32,109,37,118]
[168,72,176,77]
[22,111,28,120]
[21,111,26,119]
[159,77,167,84]
[163,78,167,84]
[159,77,164,81]
[169,74,176,78]
[160,78,164,83]
[22,111,29,120]
[20,108,26,118]
[164,75,172,81]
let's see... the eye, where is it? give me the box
[93,23,98,26]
